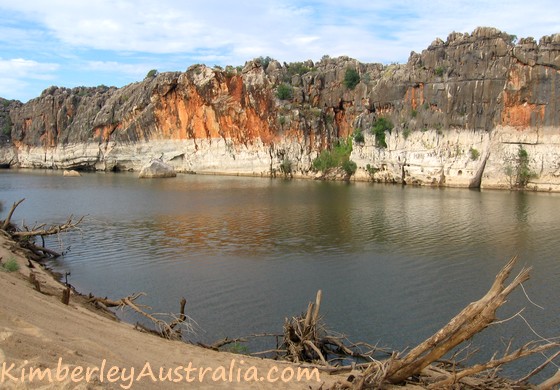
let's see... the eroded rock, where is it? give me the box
[138,159,177,178]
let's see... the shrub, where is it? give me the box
[1,258,19,272]
[280,158,292,175]
[341,159,357,176]
[286,62,313,77]
[435,66,445,77]
[146,69,158,78]
[257,56,273,69]
[344,68,360,90]
[311,137,355,176]
[516,146,536,187]
[312,150,337,172]
[366,164,379,176]
[353,128,364,144]
[469,147,480,160]
[403,127,411,140]
[225,65,237,77]
[371,117,393,148]
[276,83,293,100]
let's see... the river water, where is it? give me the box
[1,170,560,377]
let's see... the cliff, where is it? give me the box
[1,27,559,190]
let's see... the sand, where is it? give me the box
[0,234,350,389]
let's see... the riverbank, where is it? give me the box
[0,233,357,390]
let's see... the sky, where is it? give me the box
[1,0,558,102]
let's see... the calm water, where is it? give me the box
[1,170,560,377]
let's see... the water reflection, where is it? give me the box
[1,170,560,378]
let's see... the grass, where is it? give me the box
[1,257,19,272]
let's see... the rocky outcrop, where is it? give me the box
[63,169,81,177]
[138,159,176,178]
[1,27,559,191]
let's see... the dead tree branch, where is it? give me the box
[1,198,84,261]
[327,257,560,389]
[1,198,25,231]
[384,256,532,384]
[12,215,84,238]
[88,293,190,340]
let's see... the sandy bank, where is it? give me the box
[0,234,356,390]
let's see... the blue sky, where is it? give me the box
[1,0,558,102]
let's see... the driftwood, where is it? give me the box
[11,215,84,239]
[0,198,83,261]
[1,199,25,231]
[88,293,192,340]
[198,337,249,351]
[277,290,390,368]
[329,257,560,389]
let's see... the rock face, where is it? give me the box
[1,27,559,190]
[138,159,177,178]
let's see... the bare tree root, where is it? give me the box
[270,290,391,369]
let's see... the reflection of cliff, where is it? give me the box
[141,181,550,260]
[151,181,359,257]
[2,27,560,190]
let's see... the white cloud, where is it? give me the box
[0,0,558,100]
[1,0,558,66]
[0,58,59,101]
[0,58,59,79]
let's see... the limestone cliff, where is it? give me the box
[1,27,559,190]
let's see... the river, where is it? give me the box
[1,169,559,377]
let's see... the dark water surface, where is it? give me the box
[1,170,560,376]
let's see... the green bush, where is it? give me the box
[403,127,411,140]
[371,117,393,148]
[469,147,480,160]
[145,69,158,78]
[341,159,357,176]
[1,258,19,272]
[353,128,364,144]
[344,68,360,90]
[516,146,536,187]
[312,149,337,172]
[311,137,355,176]
[366,164,379,176]
[435,66,445,77]
[286,62,313,77]
[276,83,293,100]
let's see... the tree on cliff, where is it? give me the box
[344,68,360,89]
